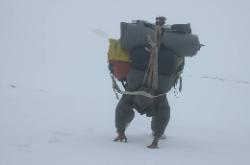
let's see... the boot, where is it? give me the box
[114,132,127,143]
[147,136,160,149]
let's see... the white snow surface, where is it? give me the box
[1,0,250,165]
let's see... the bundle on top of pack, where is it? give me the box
[120,20,201,57]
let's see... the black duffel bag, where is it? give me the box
[130,46,178,76]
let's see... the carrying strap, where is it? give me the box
[121,90,166,98]
[143,18,165,91]
[110,73,121,99]
[111,72,166,99]
[173,73,183,97]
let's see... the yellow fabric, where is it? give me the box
[108,38,131,62]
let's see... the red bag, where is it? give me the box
[109,60,131,81]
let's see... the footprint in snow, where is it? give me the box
[48,131,72,144]
[10,143,31,148]
[48,138,64,144]
[52,131,72,137]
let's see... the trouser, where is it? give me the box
[115,94,170,137]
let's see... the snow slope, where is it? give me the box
[1,0,250,165]
[1,78,250,165]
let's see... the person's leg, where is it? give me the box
[114,95,135,142]
[148,96,170,148]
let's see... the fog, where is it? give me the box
[1,0,250,164]
[1,0,250,94]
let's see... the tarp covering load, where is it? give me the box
[108,39,131,62]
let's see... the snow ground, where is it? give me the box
[1,0,250,165]
[1,77,250,165]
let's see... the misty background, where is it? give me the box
[1,0,250,95]
[1,0,250,165]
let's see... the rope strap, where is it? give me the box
[121,90,166,98]
[143,25,162,91]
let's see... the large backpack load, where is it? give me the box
[108,18,201,97]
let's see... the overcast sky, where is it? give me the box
[1,2,250,164]
[1,0,250,95]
